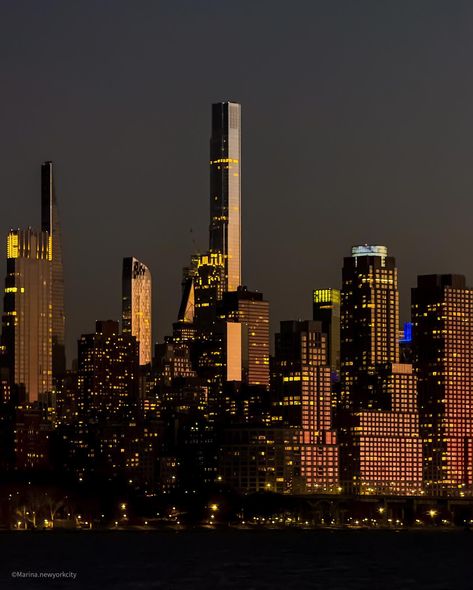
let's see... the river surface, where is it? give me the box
[0,529,470,589]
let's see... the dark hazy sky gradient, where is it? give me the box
[1,0,473,363]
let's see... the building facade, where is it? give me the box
[272,320,339,493]
[41,161,66,377]
[313,288,341,374]
[209,101,241,293]
[412,274,473,495]
[219,287,270,389]
[2,229,52,402]
[339,245,422,494]
[122,257,152,365]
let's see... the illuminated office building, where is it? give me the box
[412,274,473,495]
[122,257,152,365]
[272,320,339,492]
[209,101,241,292]
[339,246,422,494]
[313,289,340,374]
[41,161,66,376]
[219,287,270,388]
[2,229,52,402]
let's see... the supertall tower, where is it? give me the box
[41,161,66,376]
[209,101,241,292]
[122,257,152,366]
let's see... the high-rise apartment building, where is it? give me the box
[41,161,65,376]
[2,229,52,402]
[412,274,473,495]
[209,102,241,292]
[122,257,152,366]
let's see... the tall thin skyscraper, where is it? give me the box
[41,161,66,376]
[209,101,241,292]
[122,257,152,366]
[2,229,52,402]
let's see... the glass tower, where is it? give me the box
[41,161,66,376]
[209,102,241,292]
[122,257,152,366]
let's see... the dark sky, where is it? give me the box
[1,0,473,364]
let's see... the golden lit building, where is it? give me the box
[412,274,473,495]
[209,102,241,292]
[2,228,52,402]
[122,257,152,366]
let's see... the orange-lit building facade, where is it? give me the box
[272,320,339,493]
[412,274,473,495]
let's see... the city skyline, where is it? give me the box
[3,2,473,364]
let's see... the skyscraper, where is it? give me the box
[122,257,152,366]
[209,101,241,293]
[1,229,52,402]
[339,245,422,494]
[341,245,399,410]
[412,274,473,495]
[41,161,65,376]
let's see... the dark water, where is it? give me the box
[0,529,471,589]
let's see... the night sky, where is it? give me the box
[1,0,473,364]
